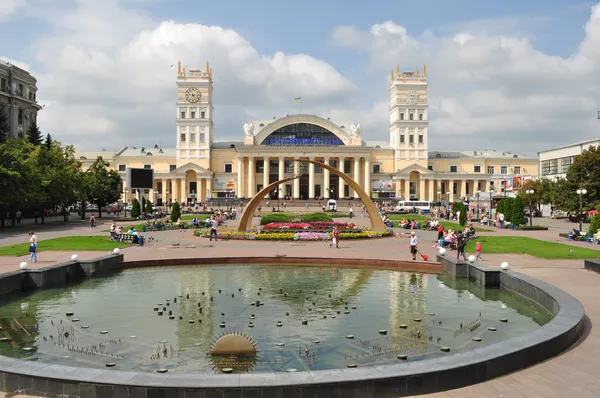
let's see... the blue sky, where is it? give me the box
[1,0,599,152]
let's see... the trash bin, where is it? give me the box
[139,236,144,246]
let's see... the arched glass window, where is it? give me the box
[263,123,344,146]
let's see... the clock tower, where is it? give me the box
[175,61,214,163]
[388,64,429,170]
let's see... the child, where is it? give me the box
[476,241,483,261]
[330,226,340,248]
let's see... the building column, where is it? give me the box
[263,157,269,192]
[473,179,480,193]
[324,157,330,199]
[338,157,345,199]
[419,178,426,201]
[293,161,300,199]
[247,157,255,197]
[180,178,186,204]
[428,179,435,202]
[353,157,360,198]
[364,158,371,197]
[457,179,464,201]
[237,157,245,198]
[308,157,315,199]
[206,177,212,201]
[404,179,411,201]
[485,179,491,192]
[449,179,455,203]
[278,157,285,197]
[197,177,203,203]
[170,179,176,204]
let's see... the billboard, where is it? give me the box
[372,178,394,191]
[503,177,513,191]
[127,168,154,190]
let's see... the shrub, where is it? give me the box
[300,212,333,222]
[453,201,468,227]
[260,213,294,225]
[512,196,525,226]
[171,202,181,222]
[131,199,141,218]
[145,199,153,214]
[589,214,600,235]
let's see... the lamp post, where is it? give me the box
[576,188,587,231]
[489,189,495,218]
[525,189,535,226]
[475,190,481,219]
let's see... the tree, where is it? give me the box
[0,106,9,143]
[45,133,53,150]
[588,214,600,236]
[565,146,600,212]
[0,138,38,228]
[512,195,525,226]
[86,157,122,218]
[131,198,141,218]
[145,199,153,214]
[518,179,541,209]
[552,177,578,212]
[26,123,43,146]
[170,201,181,222]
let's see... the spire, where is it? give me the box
[206,61,209,73]
[416,66,419,75]
[177,61,181,75]
[423,63,427,77]
[390,70,394,81]
[396,64,400,75]
[209,67,213,79]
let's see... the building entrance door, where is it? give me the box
[329,175,338,199]
[299,174,309,199]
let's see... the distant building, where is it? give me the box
[538,139,600,180]
[76,62,536,205]
[0,61,43,139]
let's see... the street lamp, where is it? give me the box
[525,189,535,226]
[576,188,587,231]
[475,190,481,219]
[437,191,441,207]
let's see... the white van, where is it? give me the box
[327,199,337,212]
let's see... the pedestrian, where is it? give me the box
[89,214,96,228]
[28,232,38,263]
[209,217,218,241]
[16,210,21,225]
[330,226,340,248]
[409,231,418,261]
[475,241,483,261]
[457,233,468,261]
[349,207,353,219]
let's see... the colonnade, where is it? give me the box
[123,176,213,205]
[236,156,371,199]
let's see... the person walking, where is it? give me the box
[409,231,418,261]
[349,207,354,219]
[89,214,96,228]
[16,210,21,225]
[330,226,340,248]
[209,217,218,241]
[475,241,483,260]
[28,232,38,263]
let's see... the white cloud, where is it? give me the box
[332,4,600,153]
[29,0,355,149]
[0,0,26,20]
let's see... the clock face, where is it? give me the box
[406,90,417,104]
[185,87,201,103]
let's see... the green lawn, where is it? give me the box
[388,214,492,232]
[0,236,131,257]
[465,236,600,259]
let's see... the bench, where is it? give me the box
[558,232,590,242]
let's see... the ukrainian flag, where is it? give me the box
[294,97,302,102]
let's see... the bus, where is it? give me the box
[395,201,432,214]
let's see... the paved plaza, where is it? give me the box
[0,213,599,397]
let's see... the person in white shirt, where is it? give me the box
[28,232,38,262]
[409,231,418,260]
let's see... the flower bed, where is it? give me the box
[194,228,392,241]
[262,221,354,230]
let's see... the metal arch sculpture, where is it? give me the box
[237,160,387,232]
[237,176,299,232]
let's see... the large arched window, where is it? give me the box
[262,123,344,146]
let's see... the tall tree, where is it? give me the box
[512,195,525,226]
[45,133,53,150]
[145,199,153,214]
[565,145,600,212]
[131,198,141,218]
[0,138,38,228]
[0,106,9,143]
[86,157,122,218]
[26,123,43,145]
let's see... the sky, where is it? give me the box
[1,0,600,154]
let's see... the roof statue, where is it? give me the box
[350,124,361,137]
[243,122,255,136]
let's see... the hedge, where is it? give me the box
[300,213,333,222]
[259,213,294,225]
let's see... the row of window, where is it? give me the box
[540,157,572,175]
[180,132,206,143]
[446,165,520,174]
[399,112,425,121]
[399,135,424,144]
[179,110,206,119]
[0,78,36,101]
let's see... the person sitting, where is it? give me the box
[593,228,600,245]
[568,228,581,240]
[177,217,184,229]
[110,225,122,241]
[205,218,211,228]
[165,220,173,229]
[481,215,490,226]
[191,217,199,227]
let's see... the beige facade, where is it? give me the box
[0,62,42,139]
[75,63,537,205]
